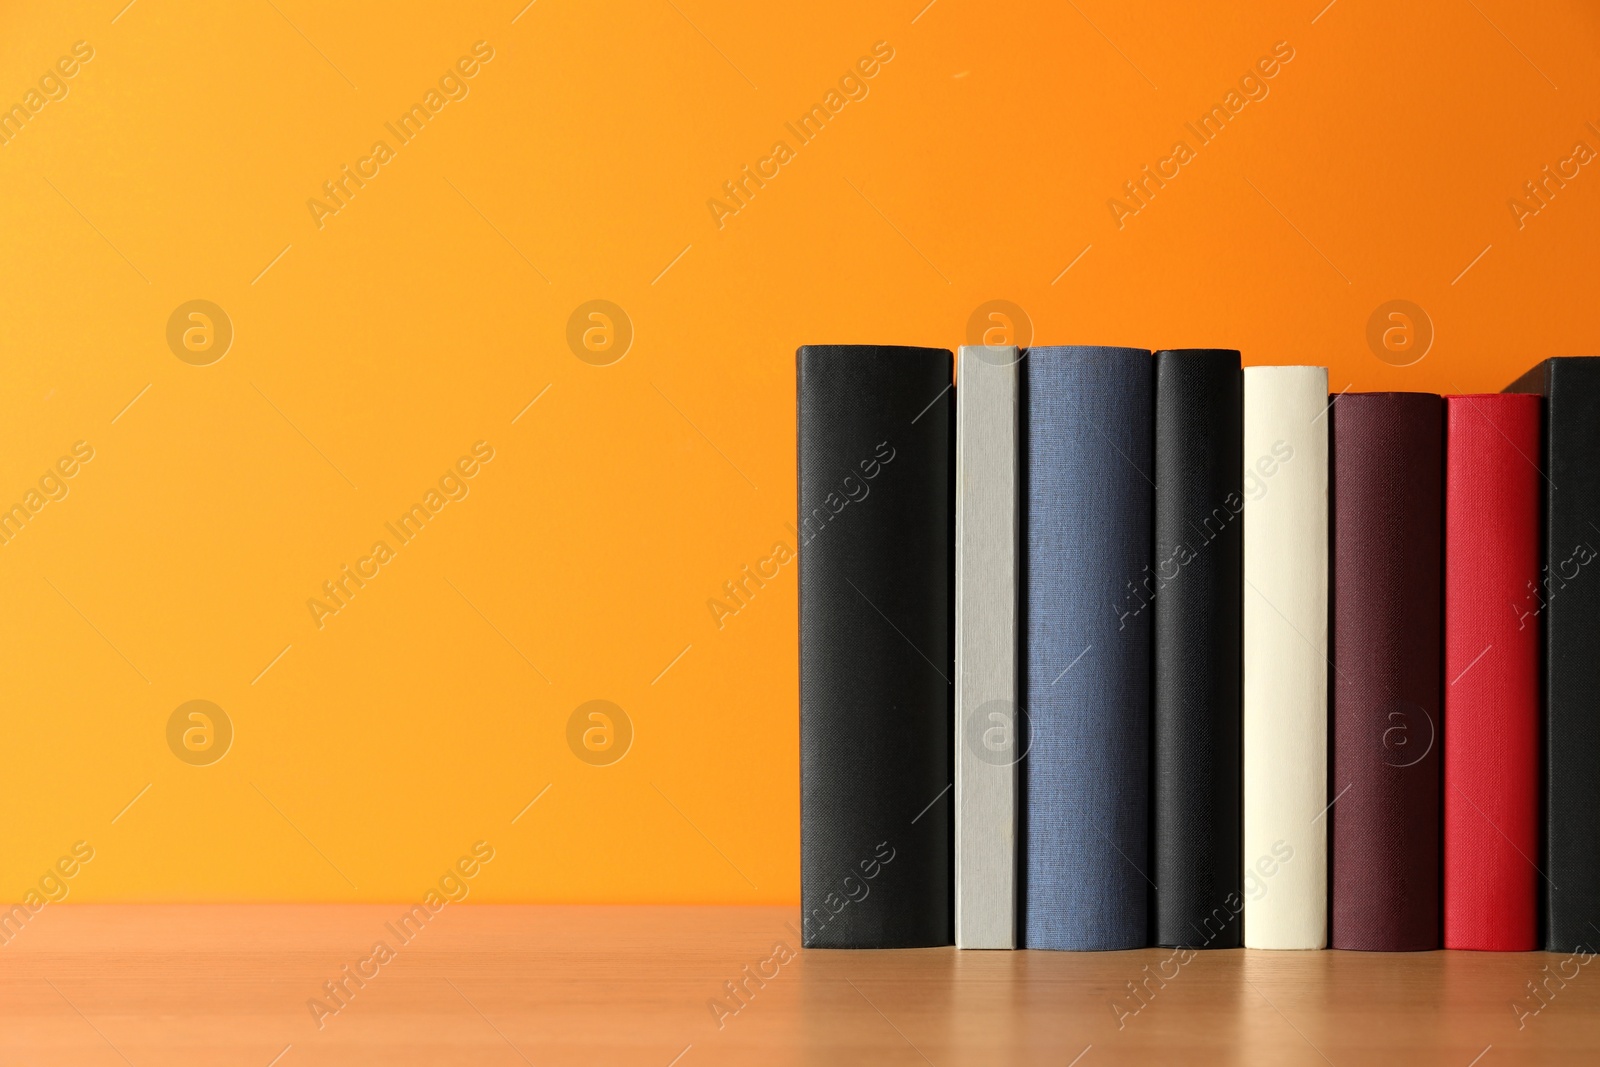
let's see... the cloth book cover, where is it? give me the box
[1443,393,1541,951]
[1330,392,1444,952]
[955,345,1020,950]
[1020,344,1153,951]
[797,344,955,949]
[1505,357,1600,952]
[1152,349,1244,949]
[1242,366,1330,950]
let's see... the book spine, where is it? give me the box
[1443,393,1540,951]
[955,346,1019,949]
[797,344,954,949]
[1021,345,1153,950]
[1330,392,1444,951]
[1508,357,1600,952]
[1152,349,1244,949]
[1242,366,1329,950]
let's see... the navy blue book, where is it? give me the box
[1020,345,1154,950]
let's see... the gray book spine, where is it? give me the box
[955,345,1020,949]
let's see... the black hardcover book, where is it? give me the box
[1506,357,1600,952]
[1151,349,1245,948]
[797,344,954,948]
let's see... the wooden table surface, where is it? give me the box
[2,904,1593,1065]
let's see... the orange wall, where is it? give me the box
[1,0,1597,904]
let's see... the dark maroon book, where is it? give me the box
[1329,393,1444,951]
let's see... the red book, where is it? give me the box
[1444,394,1541,951]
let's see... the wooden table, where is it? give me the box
[2,905,1592,1064]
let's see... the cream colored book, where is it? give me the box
[955,345,1019,949]
[1242,365,1329,949]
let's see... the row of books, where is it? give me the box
[797,345,1598,952]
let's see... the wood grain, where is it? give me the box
[2,905,1595,1065]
